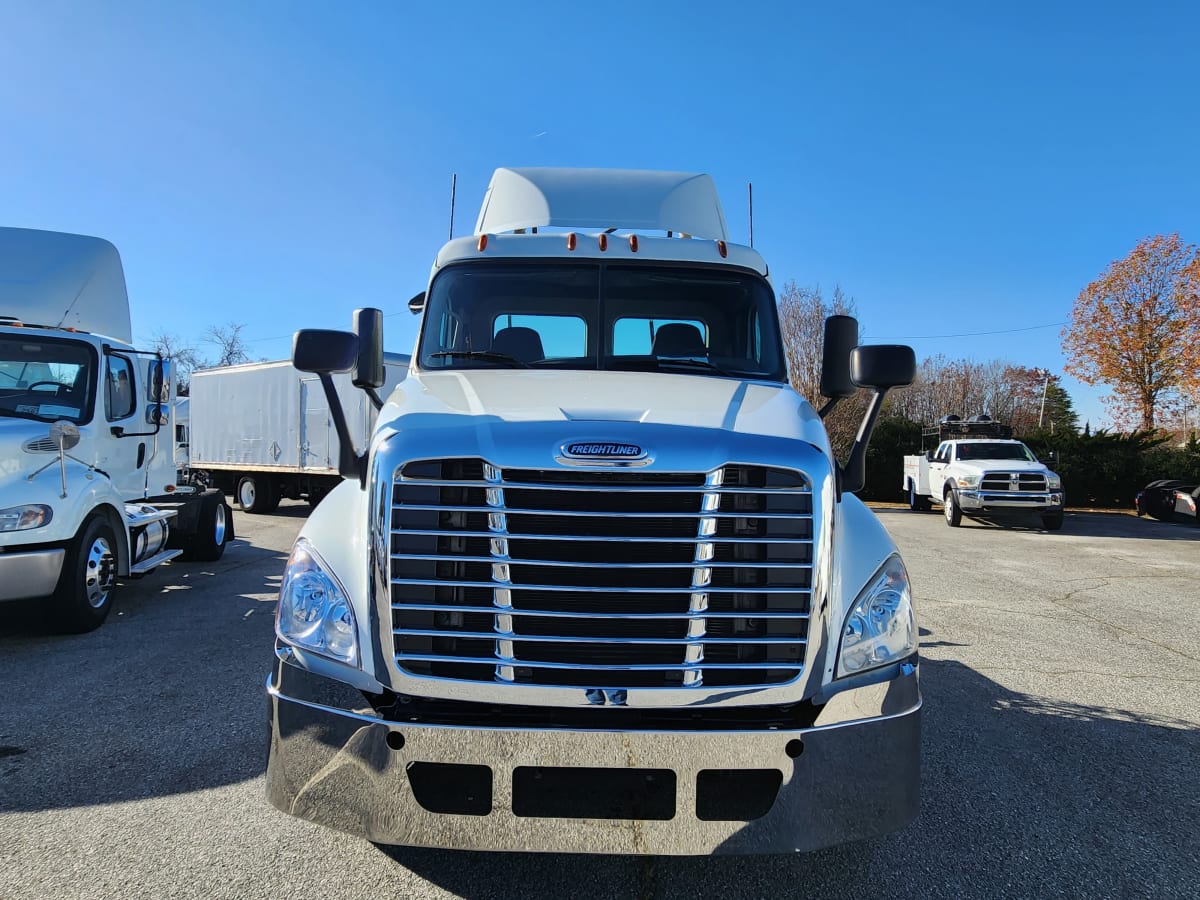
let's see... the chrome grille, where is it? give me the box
[389,459,812,689]
[980,472,1048,491]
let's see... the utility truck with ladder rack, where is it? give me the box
[903,415,1065,530]
[265,168,921,855]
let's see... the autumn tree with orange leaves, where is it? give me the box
[1062,234,1200,430]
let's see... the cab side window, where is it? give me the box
[106,355,136,420]
[935,444,951,464]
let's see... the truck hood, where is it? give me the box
[0,418,69,482]
[953,459,1050,475]
[381,369,829,447]
[374,369,835,475]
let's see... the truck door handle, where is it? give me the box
[137,442,146,468]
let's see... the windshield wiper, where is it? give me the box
[429,351,531,369]
[650,357,736,377]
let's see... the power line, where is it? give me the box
[241,310,410,345]
[876,321,1066,340]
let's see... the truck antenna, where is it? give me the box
[448,173,457,241]
[748,182,754,248]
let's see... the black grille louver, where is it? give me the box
[980,472,1049,491]
[389,459,812,690]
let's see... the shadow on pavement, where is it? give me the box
[381,658,1199,900]
[0,538,287,812]
[874,507,1200,541]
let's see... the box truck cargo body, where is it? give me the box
[189,353,409,512]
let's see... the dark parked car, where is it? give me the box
[1135,480,1199,523]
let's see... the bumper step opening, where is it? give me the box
[512,766,676,820]
[696,769,783,821]
[407,762,493,816]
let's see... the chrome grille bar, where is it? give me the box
[392,579,810,594]
[390,603,810,619]
[390,529,812,544]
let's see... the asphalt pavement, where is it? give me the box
[2,502,1198,899]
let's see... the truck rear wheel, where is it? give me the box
[907,480,930,511]
[180,489,233,561]
[237,475,280,514]
[943,489,962,527]
[51,516,119,633]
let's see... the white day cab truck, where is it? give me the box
[0,228,233,632]
[187,354,410,513]
[902,415,1065,530]
[265,168,921,855]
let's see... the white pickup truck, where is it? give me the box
[903,433,1064,530]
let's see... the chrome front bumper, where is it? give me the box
[957,490,1063,512]
[265,654,921,855]
[0,548,65,602]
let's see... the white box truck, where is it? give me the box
[0,227,233,632]
[189,354,409,512]
[265,168,921,855]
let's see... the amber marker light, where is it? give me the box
[717,240,728,258]
[567,232,577,251]
[629,235,639,252]
[598,234,608,251]
[477,234,488,251]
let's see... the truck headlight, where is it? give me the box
[276,538,359,666]
[837,555,916,678]
[0,504,53,532]
[956,474,980,488]
[1046,474,1062,490]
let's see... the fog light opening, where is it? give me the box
[386,731,406,751]
[785,739,804,759]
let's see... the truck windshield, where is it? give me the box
[956,442,1036,462]
[418,262,788,381]
[0,335,95,424]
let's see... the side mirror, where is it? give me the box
[293,329,358,374]
[925,450,936,462]
[820,315,858,401]
[352,308,385,389]
[850,345,916,389]
[838,341,918,496]
[408,292,426,314]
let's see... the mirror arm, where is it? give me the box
[317,373,368,486]
[838,387,892,497]
[364,386,383,412]
[817,397,841,420]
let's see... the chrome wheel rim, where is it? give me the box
[213,503,227,545]
[239,481,255,508]
[944,494,954,523]
[85,536,116,609]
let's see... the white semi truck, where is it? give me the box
[0,227,233,632]
[902,416,1065,530]
[188,353,409,512]
[265,168,921,854]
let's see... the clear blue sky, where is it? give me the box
[3,1,1198,429]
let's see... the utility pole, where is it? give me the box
[1038,369,1050,430]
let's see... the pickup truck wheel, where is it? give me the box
[179,490,232,561]
[50,516,119,633]
[1042,512,1064,531]
[237,475,280,514]
[943,489,962,527]
[908,481,930,512]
